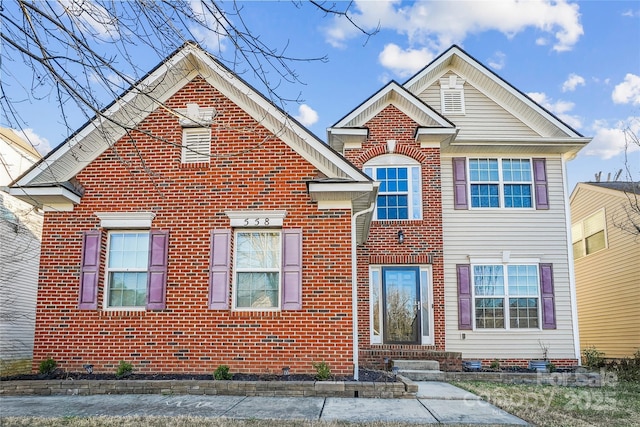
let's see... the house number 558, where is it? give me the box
[244,218,270,226]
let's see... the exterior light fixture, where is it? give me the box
[397,230,405,244]
[282,366,290,377]
[83,364,93,374]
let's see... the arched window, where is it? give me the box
[364,154,422,220]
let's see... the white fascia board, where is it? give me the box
[194,52,367,182]
[307,181,375,194]
[327,128,368,137]
[9,186,81,205]
[16,49,195,187]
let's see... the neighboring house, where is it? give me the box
[571,182,640,359]
[10,43,589,376]
[0,128,43,376]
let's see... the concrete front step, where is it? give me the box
[398,369,445,381]
[393,359,440,371]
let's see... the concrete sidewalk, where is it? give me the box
[0,381,528,425]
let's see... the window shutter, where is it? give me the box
[452,158,468,210]
[146,230,169,310]
[533,158,549,210]
[282,229,303,310]
[539,263,556,329]
[182,128,211,163]
[457,264,472,330]
[209,229,231,309]
[79,230,101,310]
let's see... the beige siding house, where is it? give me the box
[571,182,640,358]
[403,47,590,364]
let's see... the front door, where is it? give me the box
[382,267,420,344]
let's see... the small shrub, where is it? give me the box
[213,365,232,380]
[606,349,640,382]
[38,357,57,375]
[546,362,557,373]
[313,361,331,381]
[490,360,500,370]
[115,361,133,378]
[582,346,605,369]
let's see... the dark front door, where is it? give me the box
[382,267,420,344]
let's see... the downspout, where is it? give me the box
[562,156,582,364]
[351,201,376,381]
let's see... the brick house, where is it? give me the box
[10,43,589,376]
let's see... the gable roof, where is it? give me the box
[405,45,588,141]
[9,42,377,241]
[327,81,457,152]
[571,181,640,203]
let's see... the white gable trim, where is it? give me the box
[404,46,586,140]
[15,44,370,189]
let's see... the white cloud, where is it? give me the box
[58,0,119,39]
[324,0,584,63]
[378,44,434,78]
[612,74,640,105]
[562,73,585,92]
[487,51,506,70]
[294,104,319,127]
[527,91,582,130]
[188,0,228,53]
[15,128,52,155]
[583,117,640,159]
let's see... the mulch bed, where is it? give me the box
[1,368,398,382]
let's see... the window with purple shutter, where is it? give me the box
[282,229,302,310]
[452,158,468,209]
[456,264,472,330]
[79,230,101,309]
[209,229,231,309]
[539,263,556,329]
[146,230,169,310]
[533,158,549,210]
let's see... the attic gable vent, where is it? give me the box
[439,75,466,114]
[182,127,211,164]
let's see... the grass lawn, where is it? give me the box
[455,380,640,427]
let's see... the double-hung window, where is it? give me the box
[364,155,421,220]
[105,231,150,308]
[572,210,606,259]
[473,264,539,329]
[234,231,281,309]
[469,159,533,208]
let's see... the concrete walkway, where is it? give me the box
[0,381,528,425]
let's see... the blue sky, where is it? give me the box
[3,1,639,191]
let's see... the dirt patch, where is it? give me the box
[1,368,397,382]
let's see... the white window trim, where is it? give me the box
[471,263,542,331]
[232,229,282,312]
[103,230,150,311]
[364,155,422,221]
[572,208,608,259]
[95,212,155,229]
[369,265,433,345]
[468,157,535,210]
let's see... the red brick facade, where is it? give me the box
[342,105,446,367]
[32,77,356,375]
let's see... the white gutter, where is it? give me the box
[562,156,582,364]
[351,201,376,381]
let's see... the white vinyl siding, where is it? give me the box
[419,72,539,139]
[442,154,577,359]
[182,127,211,163]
